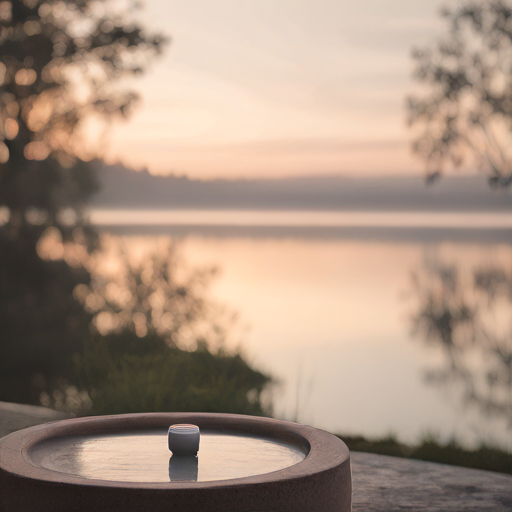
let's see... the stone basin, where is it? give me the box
[0,413,352,512]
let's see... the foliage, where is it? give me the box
[411,437,512,474]
[340,433,407,458]
[0,0,164,230]
[74,332,272,416]
[407,0,512,187]
[0,224,92,403]
[340,433,512,474]
[0,0,164,404]
[38,236,274,417]
[0,0,273,417]
[77,237,226,347]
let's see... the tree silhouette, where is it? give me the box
[1,1,273,416]
[0,0,164,229]
[0,0,164,403]
[407,0,512,187]
[41,237,273,417]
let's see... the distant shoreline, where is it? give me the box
[91,164,512,212]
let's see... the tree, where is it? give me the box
[41,238,273,417]
[0,0,164,226]
[0,0,164,403]
[0,0,273,416]
[407,0,512,187]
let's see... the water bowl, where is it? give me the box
[0,413,351,512]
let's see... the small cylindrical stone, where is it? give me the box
[168,424,200,456]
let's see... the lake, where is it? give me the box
[91,210,512,451]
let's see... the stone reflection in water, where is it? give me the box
[168,455,198,482]
[409,256,512,436]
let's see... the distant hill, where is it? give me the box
[91,163,512,212]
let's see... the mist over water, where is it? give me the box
[90,209,512,229]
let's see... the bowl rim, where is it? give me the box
[0,412,349,490]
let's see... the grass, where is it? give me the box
[338,433,512,475]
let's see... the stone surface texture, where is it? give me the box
[0,401,71,438]
[352,451,512,512]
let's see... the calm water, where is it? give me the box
[93,210,512,451]
[34,431,305,482]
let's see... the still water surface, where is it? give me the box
[94,210,512,451]
[34,431,306,482]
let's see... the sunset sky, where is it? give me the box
[105,0,444,179]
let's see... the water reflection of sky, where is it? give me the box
[34,431,306,483]
[97,215,511,451]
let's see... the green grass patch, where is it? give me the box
[339,434,512,475]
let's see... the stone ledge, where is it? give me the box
[352,451,512,511]
[0,401,72,438]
